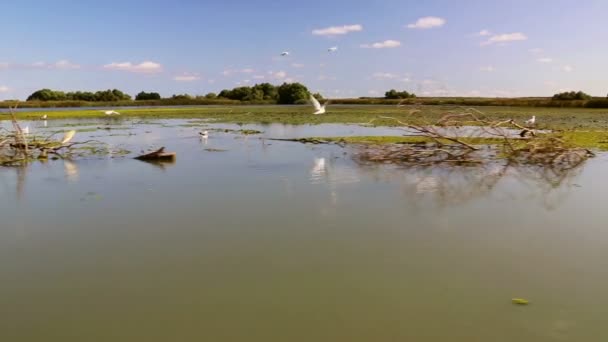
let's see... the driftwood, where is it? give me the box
[134,147,176,161]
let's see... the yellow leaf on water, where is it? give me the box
[512,298,529,305]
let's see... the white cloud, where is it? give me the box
[291,63,304,68]
[476,29,492,36]
[372,72,398,79]
[0,86,9,92]
[223,68,254,76]
[173,73,201,82]
[103,61,162,73]
[562,65,574,72]
[31,61,47,68]
[312,24,363,36]
[481,32,527,46]
[479,65,495,72]
[54,60,80,69]
[241,68,254,73]
[537,57,553,63]
[268,70,287,79]
[407,16,446,29]
[360,40,401,49]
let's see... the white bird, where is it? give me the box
[328,46,338,52]
[40,114,48,120]
[102,110,120,115]
[199,130,209,138]
[280,51,290,56]
[22,126,29,135]
[61,130,76,144]
[525,115,536,126]
[310,95,328,115]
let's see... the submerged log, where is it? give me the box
[134,147,176,161]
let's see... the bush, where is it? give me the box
[277,82,310,104]
[136,91,161,101]
[552,91,591,100]
[385,89,416,99]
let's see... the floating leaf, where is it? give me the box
[512,298,529,305]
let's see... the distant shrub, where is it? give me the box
[552,91,591,100]
[385,89,416,99]
[135,91,161,100]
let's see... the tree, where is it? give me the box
[204,92,217,99]
[171,94,193,100]
[552,91,591,100]
[252,83,278,101]
[277,82,310,104]
[135,91,161,100]
[27,89,67,101]
[385,89,416,99]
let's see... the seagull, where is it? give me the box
[61,130,76,144]
[310,94,328,115]
[102,110,120,115]
[199,130,209,138]
[22,126,29,135]
[525,115,536,126]
[280,51,290,56]
[40,114,48,120]
[328,46,338,52]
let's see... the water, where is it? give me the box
[1,119,608,341]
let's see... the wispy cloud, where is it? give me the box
[372,72,398,79]
[537,57,553,63]
[103,61,162,73]
[479,65,495,72]
[360,40,401,49]
[407,16,446,29]
[318,74,337,81]
[252,75,265,79]
[481,32,527,46]
[312,24,363,36]
[476,29,492,36]
[54,60,81,69]
[173,73,201,82]
[28,60,81,70]
[268,70,287,79]
[222,68,255,76]
[562,65,574,72]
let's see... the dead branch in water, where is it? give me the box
[354,107,593,170]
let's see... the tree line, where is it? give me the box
[26,83,325,105]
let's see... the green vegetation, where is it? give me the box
[552,91,592,100]
[384,89,416,99]
[27,88,131,101]
[135,91,161,100]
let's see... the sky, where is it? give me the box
[1,0,607,99]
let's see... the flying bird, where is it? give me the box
[525,115,536,126]
[280,51,290,56]
[102,110,120,115]
[328,46,338,52]
[310,95,328,115]
[61,130,76,144]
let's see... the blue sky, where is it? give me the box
[1,0,607,99]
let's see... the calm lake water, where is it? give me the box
[1,119,608,341]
